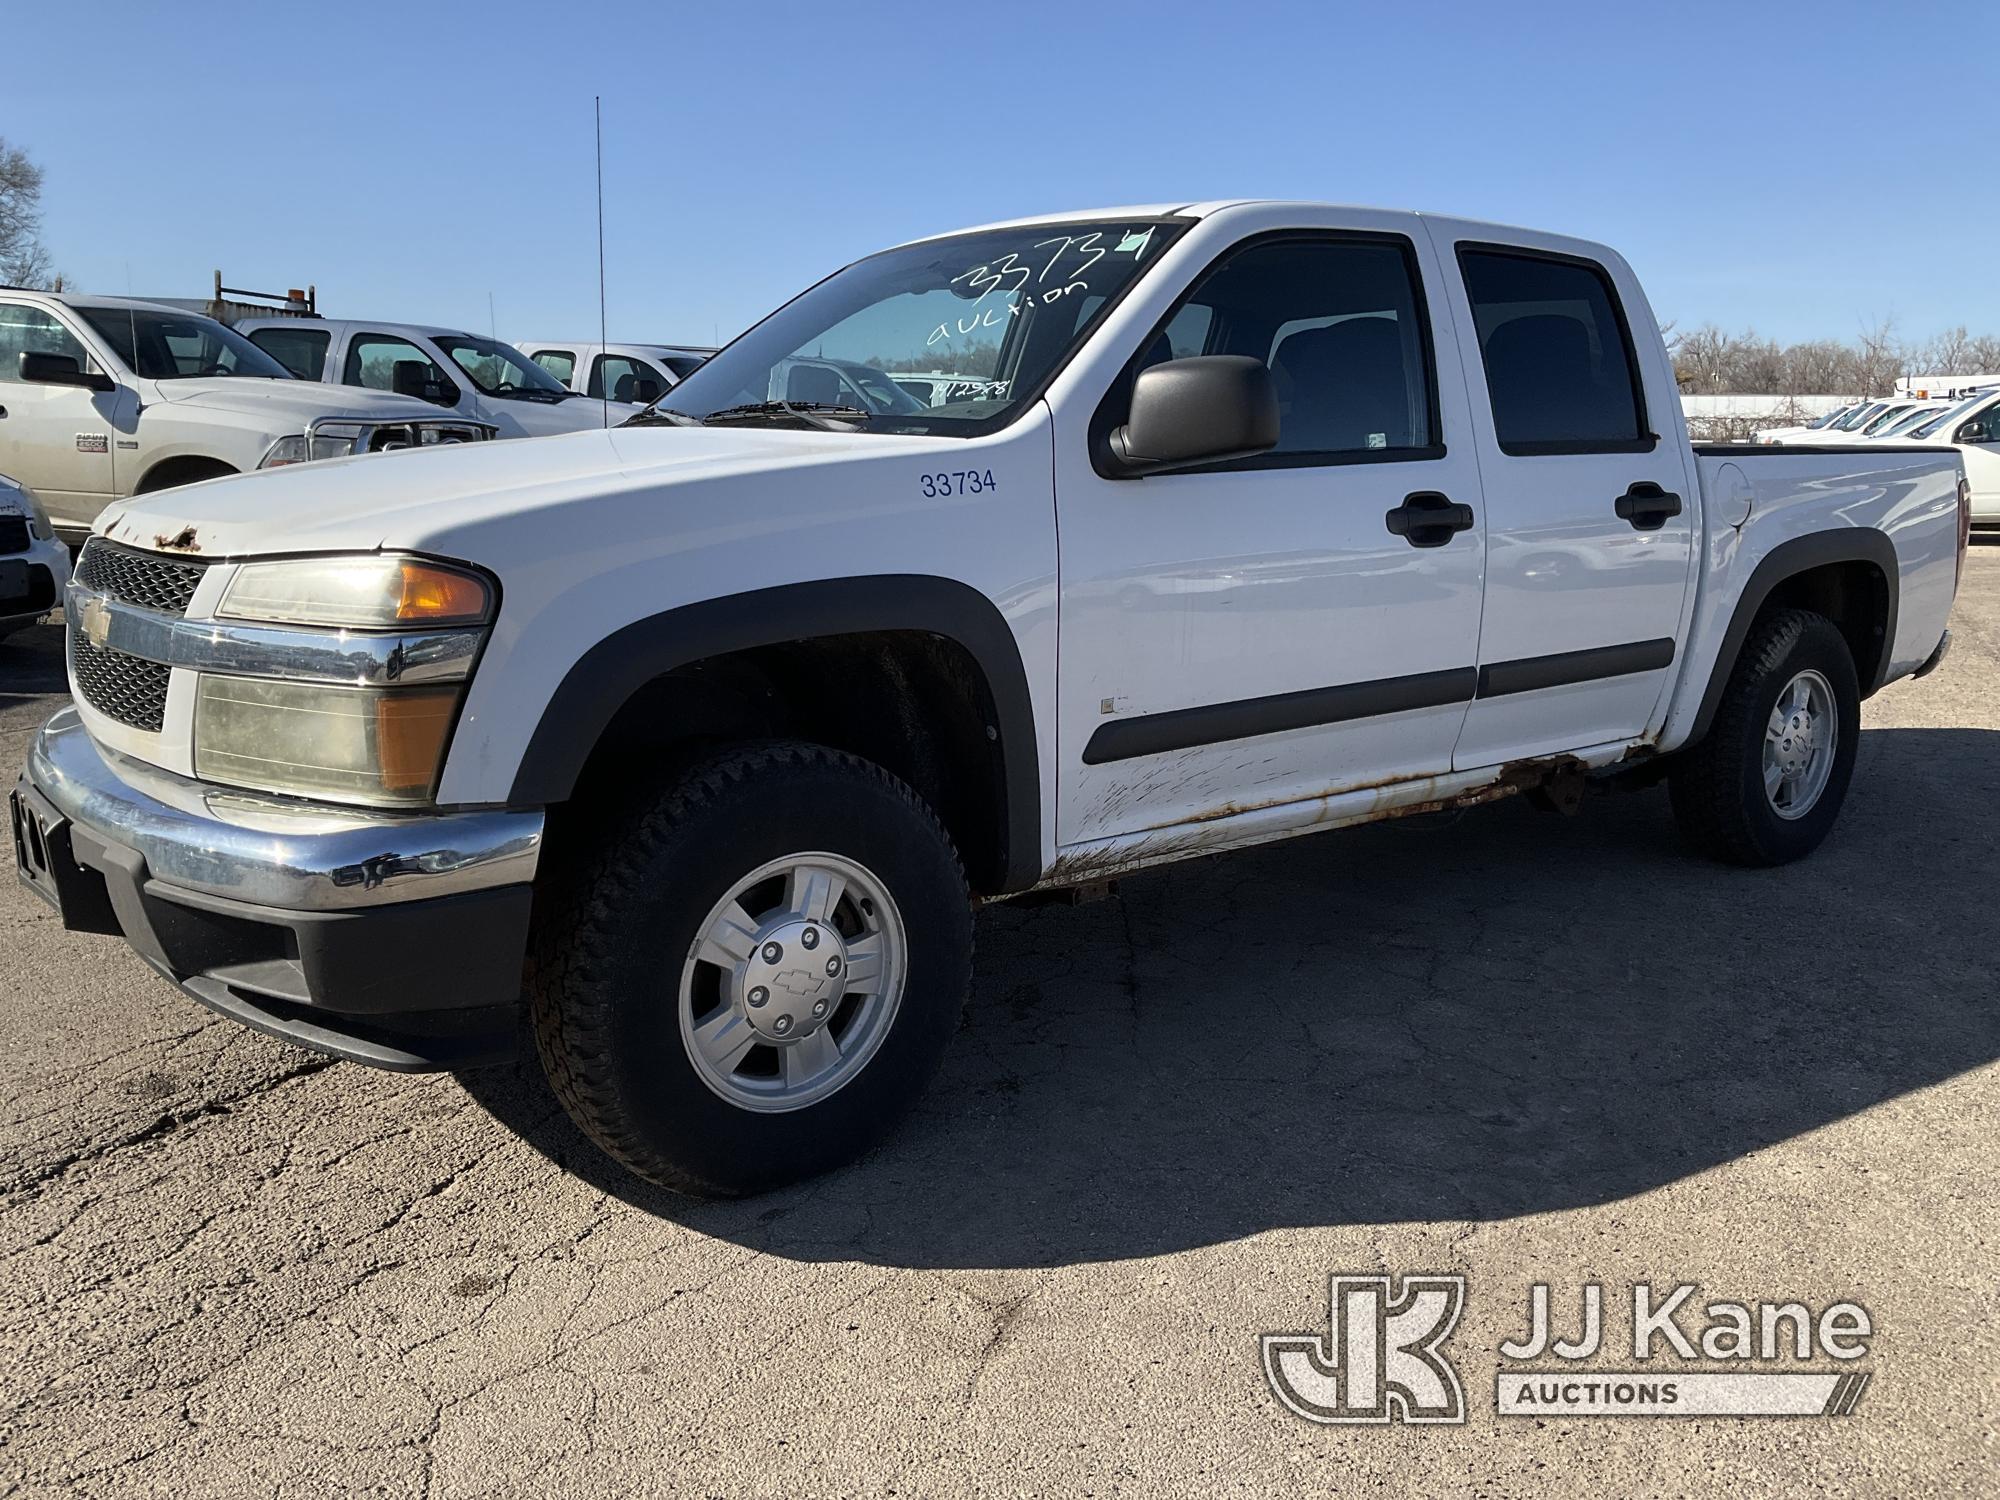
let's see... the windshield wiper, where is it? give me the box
[621,407,703,428]
[699,401,871,431]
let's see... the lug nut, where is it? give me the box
[747,986,769,1008]
[801,927,819,950]
[762,942,783,963]
[825,957,842,976]
[811,1000,828,1018]
[772,1015,794,1036]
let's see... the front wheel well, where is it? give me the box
[134,455,237,494]
[558,631,1018,897]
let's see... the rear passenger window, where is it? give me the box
[1458,247,1647,453]
[1130,236,1437,461]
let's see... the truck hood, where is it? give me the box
[94,423,940,558]
[148,377,457,425]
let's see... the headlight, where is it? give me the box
[195,676,463,804]
[193,553,495,806]
[259,427,363,468]
[219,555,492,628]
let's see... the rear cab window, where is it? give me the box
[246,326,331,382]
[1457,245,1650,454]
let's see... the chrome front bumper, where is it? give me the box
[14,709,543,1070]
[24,706,541,910]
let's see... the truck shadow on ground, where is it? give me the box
[464,725,2000,1269]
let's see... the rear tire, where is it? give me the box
[530,742,972,1196]
[1668,608,1860,866]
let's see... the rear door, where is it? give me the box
[1427,227,1697,767]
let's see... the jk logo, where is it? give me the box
[1262,1274,1467,1425]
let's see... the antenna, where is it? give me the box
[595,95,609,429]
[488,290,497,344]
[124,262,141,412]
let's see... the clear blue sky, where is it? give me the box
[9,1,1991,349]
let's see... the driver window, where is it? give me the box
[589,354,665,404]
[1133,237,1437,458]
[0,304,93,383]
[345,334,452,395]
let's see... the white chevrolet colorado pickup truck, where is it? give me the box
[12,202,1966,1196]
[0,292,494,544]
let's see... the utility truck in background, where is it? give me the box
[13,201,1968,1197]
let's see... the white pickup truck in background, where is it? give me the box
[0,292,493,543]
[236,318,634,438]
[1881,384,2000,524]
[14,200,1966,1198]
[517,341,714,405]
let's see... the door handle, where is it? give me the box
[1385,491,1475,548]
[1615,481,1682,531]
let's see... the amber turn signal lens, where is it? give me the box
[395,561,491,623]
[374,688,461,794]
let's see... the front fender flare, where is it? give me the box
[506,574,1043,893]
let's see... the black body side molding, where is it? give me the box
[1477,638,1675,698]
[508,575,1043,894]
[1082,667,1477,765]
[1082,638,1679,766]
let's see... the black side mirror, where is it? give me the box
[1958,420,1991,445]
[20,350,115,393]
[1107,356,1279,477]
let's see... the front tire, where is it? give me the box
[530,742,972,1196]
[1668,608,1860,866]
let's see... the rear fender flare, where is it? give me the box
[1686,529,1898,744]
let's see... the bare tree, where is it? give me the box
[0,138,57,289]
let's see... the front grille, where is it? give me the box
[76,538,209,616]
[363,421,490,452]
[0,515,27,555]
[71,634,170,732]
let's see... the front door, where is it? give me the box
[0,302,118,531]
[1427,230,1697,767]
[1053,222,1488,847]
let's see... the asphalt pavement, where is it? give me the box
[3,551,1997,1497]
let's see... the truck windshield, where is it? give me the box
[432,334,574,400]
[647,218,1185,435]
[74,306,293,381]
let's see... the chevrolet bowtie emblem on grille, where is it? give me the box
[79,596,111,650]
